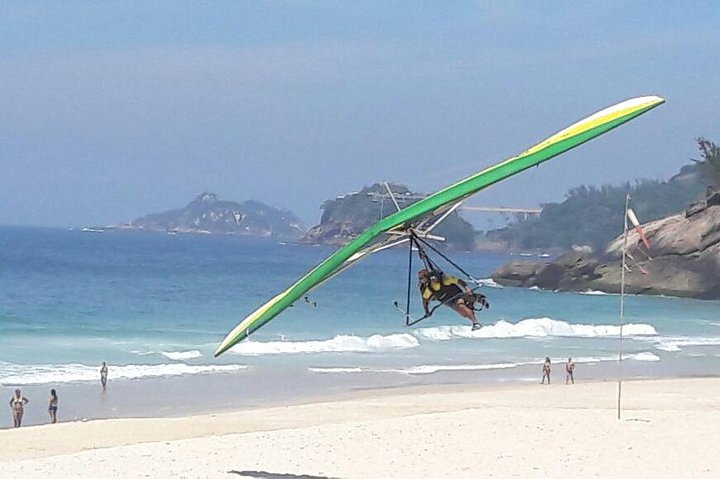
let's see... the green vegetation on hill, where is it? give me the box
[694,138,720,191]
[486,151,710,251]
[306,183,476,250]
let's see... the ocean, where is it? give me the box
[1,226,719,427]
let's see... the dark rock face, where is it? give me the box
[686,201,706,218]
[129,192,304,237]
[491,205,720,299]
[303,221,360,247]
[491,260,547,288]
[708,191,720,207]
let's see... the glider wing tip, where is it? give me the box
[213,344,228,358]
[214,326,252,357]
[626,94,665,107]
[645,94,665,106]
[214,334,237,357]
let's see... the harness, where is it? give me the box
[398,232,490,326]
[421,275,463,303]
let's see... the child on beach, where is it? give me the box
[48,389,58,423]
[541,357,551,384]
[9,389,29,428]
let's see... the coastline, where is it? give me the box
[1,352,696,431]
[2,377,720,477]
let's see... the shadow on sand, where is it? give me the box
[228,471,336,479]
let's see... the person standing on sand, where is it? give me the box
[541,357,551,384]
[48,389,58,423]
[566,358,576,385]
[100,361,108,391]
[9,389,29,428]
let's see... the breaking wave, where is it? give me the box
[414,318,657,341]
[227,333,420,356]
[129,350,155,356]
[161,350,203,360]
[652,336,720,352]
[129,349,204,360]
[628,352,661,362]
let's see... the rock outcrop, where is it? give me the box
[302,183,476,250]
[491,202,720,299]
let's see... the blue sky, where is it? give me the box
[1,1,718,227]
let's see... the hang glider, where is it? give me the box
[215,95,665,356]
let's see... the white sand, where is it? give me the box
[1,378,719,478]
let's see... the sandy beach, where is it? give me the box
[1,377,719,478]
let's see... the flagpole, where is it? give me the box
[618,193,630,420]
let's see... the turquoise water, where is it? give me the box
[1,226,719,390]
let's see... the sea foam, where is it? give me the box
[627,352,661,362]
[414,318,657,341]
[161,350,203,360]
[228,333,419,356]
[307,367,364,374]
[307,364,518,375]
[0,362,246,386]
[307,352,660,375]
[653,336,720,352]
[474,278,502,288]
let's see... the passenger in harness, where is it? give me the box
[417,269,489,330]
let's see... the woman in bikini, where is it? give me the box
[541,357,551,384]
[48,389,58,424]
[9,389,29,428]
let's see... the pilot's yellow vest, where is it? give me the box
[422,275,460,300]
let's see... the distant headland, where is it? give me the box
[112,192,305,238]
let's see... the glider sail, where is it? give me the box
[215,95,665,356]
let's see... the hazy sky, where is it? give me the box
[1,1,718,227]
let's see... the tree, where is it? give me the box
[693,137,720,192]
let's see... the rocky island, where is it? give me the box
[302,183,476,250]
[124,192,304,237]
